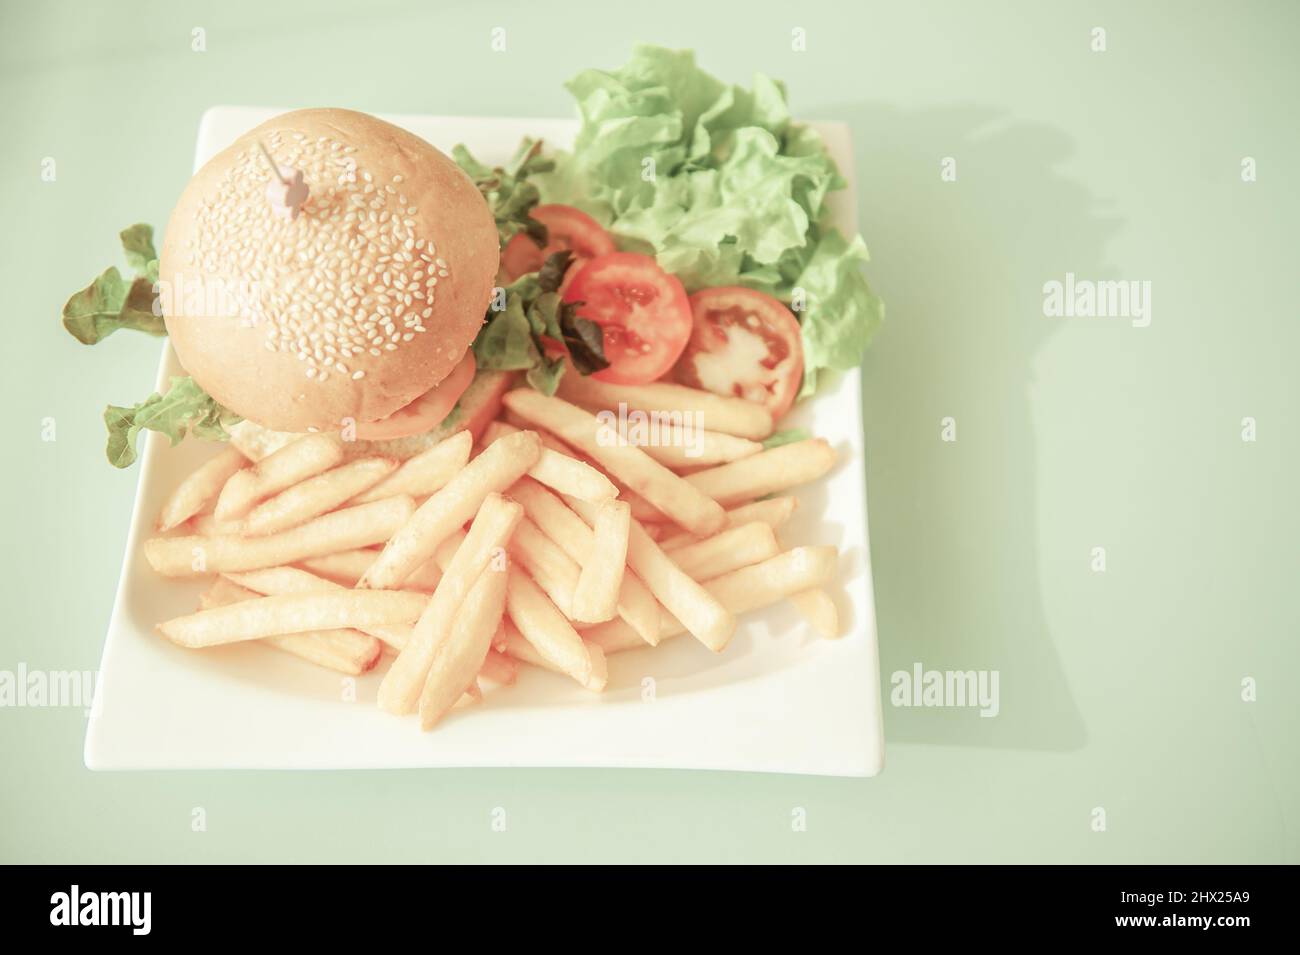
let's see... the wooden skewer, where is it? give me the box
[256,141,288,185]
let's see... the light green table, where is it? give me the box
[2,0,1295,863]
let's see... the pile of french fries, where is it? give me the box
[144,375,841,731]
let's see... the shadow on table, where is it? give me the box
[828,102,1121,751]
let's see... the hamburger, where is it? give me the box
[161,107,510,462]
[62,107,602,468]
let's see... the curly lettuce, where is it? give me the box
[536,44,883,397]
[104,376,241,468]
[62,225,165,345]
[61,225,239,466]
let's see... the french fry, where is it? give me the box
[503,389,725,536]
[509,477,597,560]
[188,513,246,537]
[584,546,838,653]
[633,429,763,468]
[555,372,774,440]
[221,566,418,651]
[350,430,472,504]
[505,568,598,686]
[361,430,540,590]
[528,448,619,502]
[157,446,247,532]
[567,497,734,652]
[426,530,598,680]
[198,578,382,673]
[493,621,608,692]
[623,519,734,651]
[214,433,344,521]
[478,646,518,685]
[378,493,522,715]
[667,521,779,580]
[659,497,799,551]
[620,485,670,524]
[144,496,414,577]
[788,589,840,638]
[243,457,397,536]
[509,516,580,617]
[572,500,629,623]
[511,478,660,644]
[607,567,661,645]
[222,565,335,594]
[295,549,441,592]
[701,545,838,619]
[481,420,617,503]
[159,588,428,648]
[197,577,255,608]
[417,560,510,730]
[685,439,836,506]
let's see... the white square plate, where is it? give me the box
[84,108,884,775]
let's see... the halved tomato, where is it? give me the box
[562,252,693,385]
[500,204,617,283]
[673,287,804,420]
[354,350,477,440]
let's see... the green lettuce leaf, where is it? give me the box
[474,283,543,373]
[472,252,607,394]
[454,138,554,248]
[536,44,883,398]
[62,267,164,344]
[119,223,158,274]
[62,224,164,344]
[104,376,241,469]
[787,229,883,397]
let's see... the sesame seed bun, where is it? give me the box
[159,108,498,433]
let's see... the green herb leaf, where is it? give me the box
[472,252,609,388]
[536,249,574,294]
[473,289,543,372]
[119,224,158,274]
[525,355,567,396]
[454,138,555,249]
[104,377,241,469]
[62,224,166,344]
[62,267,165,344]
[560,306,609,376]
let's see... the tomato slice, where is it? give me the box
[354,351,477,440]
[500,204,617,282]
[673,287,805,420]
[458,370,514,444]
[562,253,694,385]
